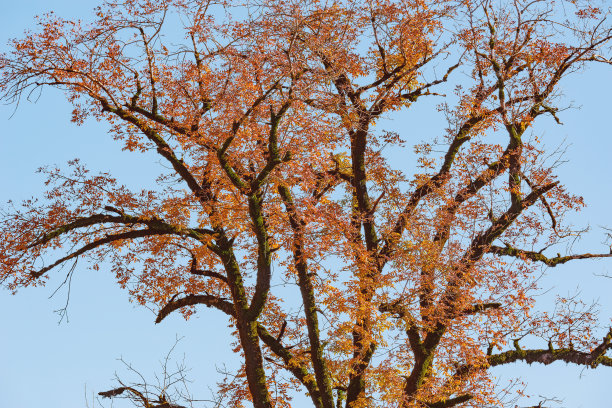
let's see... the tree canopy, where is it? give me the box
[2,0,612,407]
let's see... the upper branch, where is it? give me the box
[434,182,559,329]
[488,244,612,267]
[26,210,212,279]
[462,181,559,266]
[488,344,612,369]
[30,211,210,249]
[100,101,207,200]
[31,229,178,279]
[377,111,491,268]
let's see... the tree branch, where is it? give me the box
[256,323,323,408]
[462,302,502,315]
[278,184,335,408]
[488,345,612,369]
[155,294,235,323]
[30,229,182,279]
[427,394,473,408]
[99,386,149,405]
[29,212,210,249]
[488,244,612,267]
[189,255,228,284]
[100,101,207,200]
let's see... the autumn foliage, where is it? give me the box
[2,0,612,407]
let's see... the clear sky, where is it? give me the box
[1,2,611,408]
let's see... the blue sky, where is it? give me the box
[1,1,611,407]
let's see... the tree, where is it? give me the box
[1,0,612,407]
